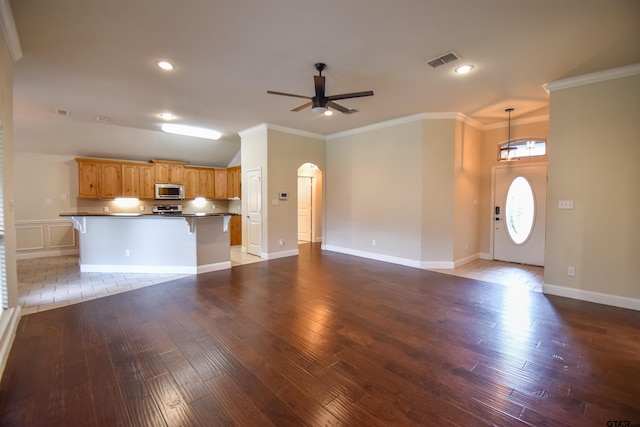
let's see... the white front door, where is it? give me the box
[246,169,262,257]
[297,176,312,242]
[493,163,547,266]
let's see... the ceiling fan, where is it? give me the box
[267,63,374,114]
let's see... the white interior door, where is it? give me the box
[493,164,547,266]
[246,169,262,256]
[297,176,312,242]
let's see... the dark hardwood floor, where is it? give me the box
[1,243,639,426]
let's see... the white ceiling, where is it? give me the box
[8,0,640,166]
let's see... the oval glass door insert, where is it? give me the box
[505,176,535,244]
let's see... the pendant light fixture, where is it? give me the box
[498,108,518,161]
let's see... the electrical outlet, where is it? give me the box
[372,240,376,246]
[125,249,130,257]
[103,206,109,212]
[139,206,145,211]
[568,267,575,277]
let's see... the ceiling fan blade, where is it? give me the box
[328,101,358,114]
[327,90,374,101]
[314,75,325,99]
[267,90,312,100]
[292,102,312,112]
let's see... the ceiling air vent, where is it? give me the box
[55,108,70,116]
[426,51,461,69]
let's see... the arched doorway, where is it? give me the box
[297,163,323,243]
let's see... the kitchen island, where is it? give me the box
[61,213,235,274]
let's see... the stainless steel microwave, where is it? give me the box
[155,183,185,200]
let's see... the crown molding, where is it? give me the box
[0,0,22,61]
[543,63,640,93]
[238,123,324,140]
[327,112,480,140]
[265,123,325,140]
[483,114,549,130]
[237,123,268,138]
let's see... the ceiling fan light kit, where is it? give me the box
[267,63,374,115]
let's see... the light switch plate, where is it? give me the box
[558,200,574,209]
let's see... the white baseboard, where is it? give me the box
[323,245,422,268]
[0,307,21,378]
[16,248,79,260]
[453,253,479,268]
[80,264,198,274]
[543,283,640,311]
[420,260,455,269]
[197,261,232,274]
[479,252,492,260]
[263,249,299,260]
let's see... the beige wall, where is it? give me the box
[545,72,640,305]
[14,153,78,220]
[420,118,456,264]
[266,129,325,255]
[325,115,483,268]
[0,30,17,307]
[239,125,325,257]
[453,120,483,263]
[326,119,424,264]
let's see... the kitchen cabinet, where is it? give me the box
[77,159,101,199]
[170,164,185,184]
[100,162,122,199]
[138,164,155,199]
[227,166,241,199]
[184,167,199,199]
[122,163,139,197]
[76,157,227,200]
[153,160,185,184]
[198,168,215,199]
[229,215,242,246]
[214,168,228,200]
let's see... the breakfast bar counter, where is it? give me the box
[60,213,234,274]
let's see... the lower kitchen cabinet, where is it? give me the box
[229,215,241,246]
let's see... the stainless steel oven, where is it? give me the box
[154,183,184,200]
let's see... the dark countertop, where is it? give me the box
[60,212,240,218]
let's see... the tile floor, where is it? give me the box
[17,247,543,314]
[17,246,264,314]
[429,258,544,292]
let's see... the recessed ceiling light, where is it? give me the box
[161,123,222,140]
[159,112,175,120]
[156,60,175,71]
[454,64,474,74]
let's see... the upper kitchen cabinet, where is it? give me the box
[77,158,101,199]
[214,168,228,200]
[76,157,235,200]
[227,166,241,199]
[99,162,123,199]
[138,163,156,199]
[184,167,199,199]
[122,163,139,197]
[198,168,215,199]
[152,160,186,184]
